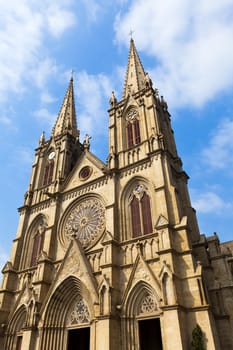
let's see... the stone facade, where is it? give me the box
[0,39,233,350]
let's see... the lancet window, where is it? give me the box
[43,159,54,186]
[129,184,153,237]
[126,109,141,148]
[30,220,46,266]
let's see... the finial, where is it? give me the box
[83,134,91,150]
[160,96,168,111]
[144,72,153,88]
[39,131,45,146]
[109,91,117,107]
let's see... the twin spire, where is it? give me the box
[123,38,147,99]
[52,77,79,138]
[50,39,147,139]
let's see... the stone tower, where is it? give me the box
[0,39,233,350]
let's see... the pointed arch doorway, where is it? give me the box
[122,280,164,350]
[41,276,95,350]
[138,318,163,350]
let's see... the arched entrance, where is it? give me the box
[122,281,163,350]
[40,276,94,350]
[4,305,27,350]
[66,295,91,350]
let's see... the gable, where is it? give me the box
[63,151,107,192]
[39,239,99,320]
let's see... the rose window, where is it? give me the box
[140,295,157,314]
[64,199,105,248]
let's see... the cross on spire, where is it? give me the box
[129,29,134,39]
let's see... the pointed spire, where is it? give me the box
[123,39,147,99]
[52,77,79,138]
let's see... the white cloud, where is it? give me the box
[0,1,77,103]
[33,108,57,127]
[0,115,13,126]
[15,147,34,166]
[114,0,233,108]
[75,71,114,138]
[202,119,233,170]
[30,58,58,89]
[80,0,101,22]
[191,190,231,214]
[46,4,76,38]
[40,91,57,104]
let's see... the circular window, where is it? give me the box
[64,198,105,248]
[79,166,92,180]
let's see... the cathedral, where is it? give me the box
[0,39,233,350]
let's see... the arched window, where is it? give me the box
[43,159,54,186]
[126,109,141,148]
[30,221,46,266]
[127,120,141,148]
[129,185,153,238]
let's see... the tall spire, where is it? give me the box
[52,77,79,138]
[123,38,146,99]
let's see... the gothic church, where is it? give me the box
[0,39,233,350]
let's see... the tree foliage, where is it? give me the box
[191,324,205,350]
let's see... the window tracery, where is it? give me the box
[69,298,90,325]
[64,198,105,248]
[140,294,157,314]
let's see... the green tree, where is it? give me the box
[191,324,205,350]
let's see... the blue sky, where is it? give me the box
[0,0,233,272]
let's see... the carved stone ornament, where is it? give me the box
[140,294,157,314]
[64,199,105,248]
[69,298,90,325]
